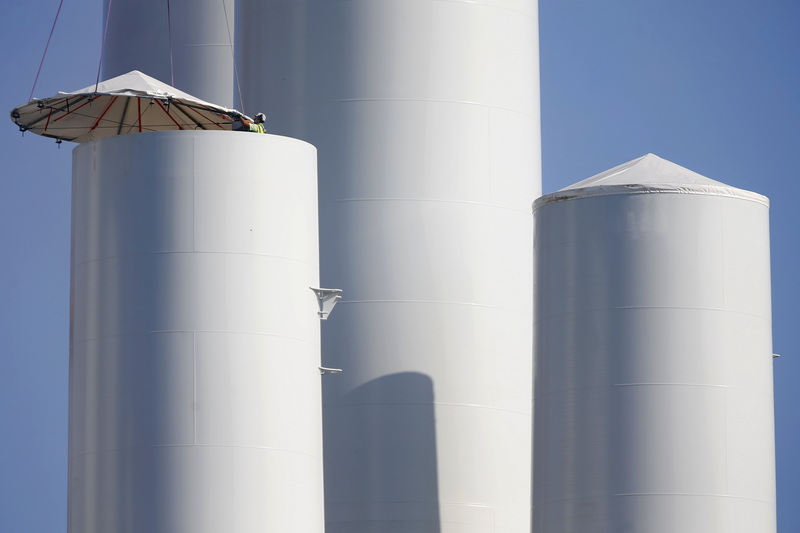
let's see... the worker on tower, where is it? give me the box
[240,112,267,133]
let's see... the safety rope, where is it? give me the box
[29,0,65,101]
[223,0,245,110]
[167,0,175,86]
[95,0,115,94]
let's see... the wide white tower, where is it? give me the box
[533,154,776,532]
[238,2,541,532]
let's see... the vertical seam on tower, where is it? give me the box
[724,387,729,494]
[192,136,196,252]
[720,202,726,310]
[193,331,197,445]
[487,105,493,200]
[191,137,197,444]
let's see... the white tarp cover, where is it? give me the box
[534,153,768,209]
[10,70,247,143]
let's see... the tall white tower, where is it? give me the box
[238,2,541,532]
[67,2,325,532]
[533,154,776,532]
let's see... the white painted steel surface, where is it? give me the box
[68,131,323,533]
[533,155,776,532]
[102,0,235,106]
[238,2,540,532]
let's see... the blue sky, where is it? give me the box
[1,0,798,531]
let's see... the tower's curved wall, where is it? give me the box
[237,2,541,532]
[68,131,323,533]
[533,181,776,532]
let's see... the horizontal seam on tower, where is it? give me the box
[329,196,532,214]
[535,384,774,399]
[611,493,776,504]
[175,43,233,48]
[69,444,322,461]
[311,97,537,117]
[330,402,530,416]
[536,494,775,506]
[73,250,317,269]
[535,306,772,321]
[283,0,537,17]
[431,0,537,16]
[327,501,498,508]
[70,330,317,347]
[338,299,532,314]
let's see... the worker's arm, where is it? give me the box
[239,116,263,132]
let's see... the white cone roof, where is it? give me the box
[60,70,227,108]
[535,154,768,209]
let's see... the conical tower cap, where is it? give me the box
[534,154,768,210]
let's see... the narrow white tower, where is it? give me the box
[533,154,776,532]
[238,2,541,532]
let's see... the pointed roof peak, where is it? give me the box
[564,153,728,190]
[534,153,768,210]
[64,70,205,103]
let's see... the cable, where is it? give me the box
[29,0,65,101]
[95,0,115,93]
[223,0,244,110]
[167,0,175,86]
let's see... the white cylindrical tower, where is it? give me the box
[102,0,236,106]
[533,154,776,532]
[68,131,323,533]
[238,2,540,532]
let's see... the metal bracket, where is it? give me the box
[319,366,343,376]
[310,287,342,320]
